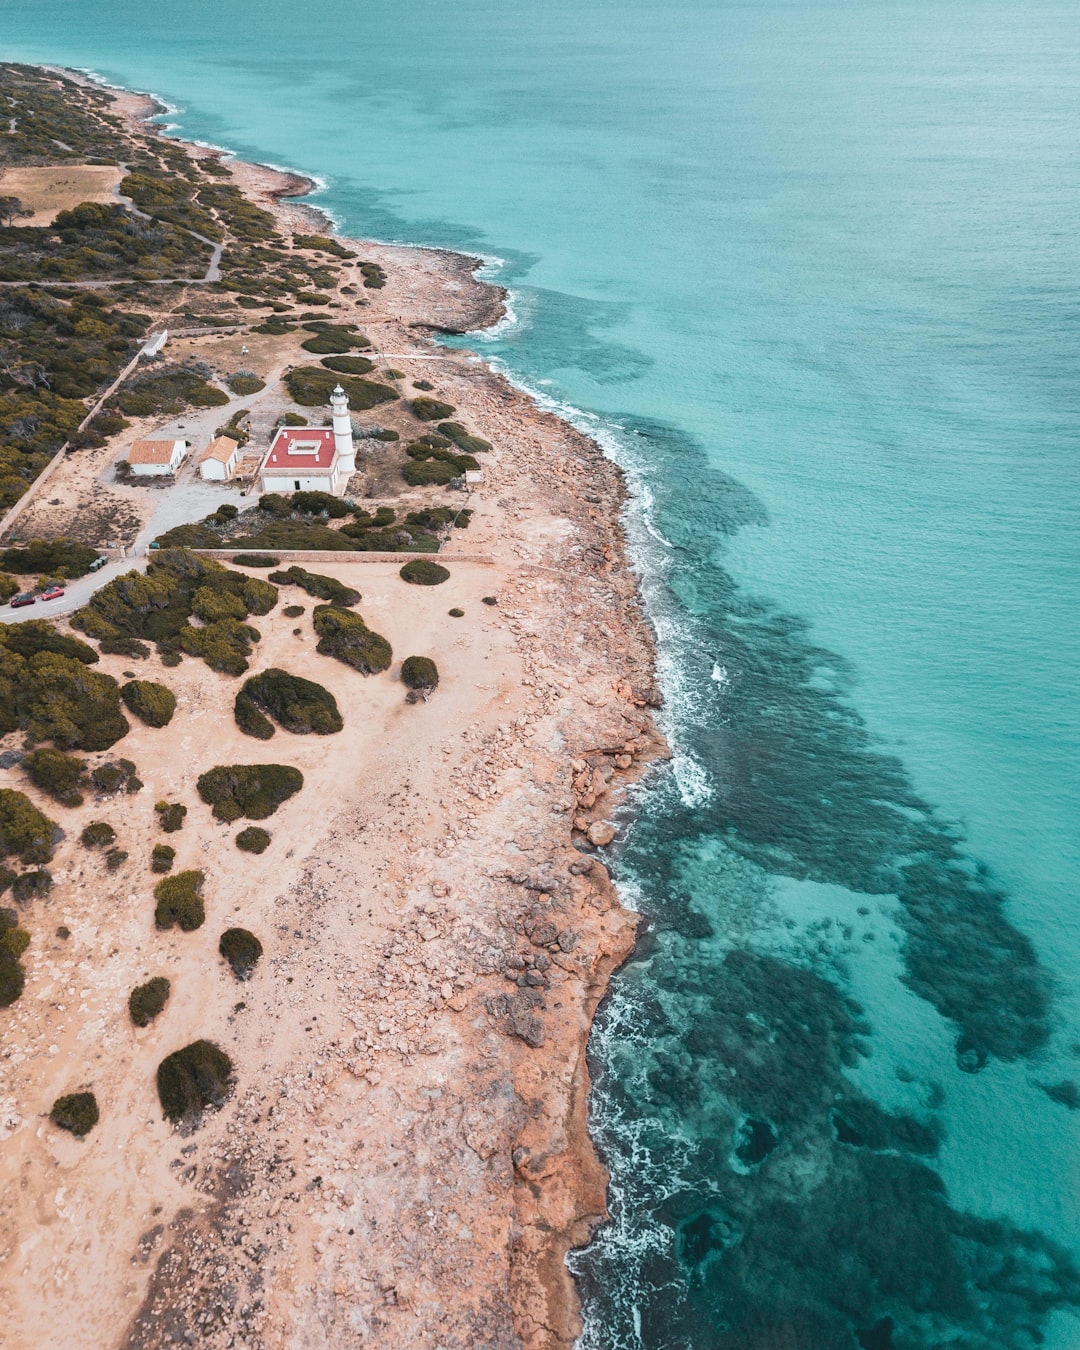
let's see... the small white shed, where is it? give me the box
[127,439,187,477]
[199,435,241,482]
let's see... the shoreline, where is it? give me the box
[0,65,669,1348]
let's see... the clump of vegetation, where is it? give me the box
[298,324,368,355]
[230,553,280,568]
[401,656,439,695]
[129,976,170,1027]
[400,559,450,587]
[288,490,352,519]
[413,379,434,391]
[449,607,464,618]
[359,261,386,288]
[411,396,456,422]
[233,691,275,740]
[104,848,127,872]
[437,421,492,455]
[0,620,98,666]
[50,1091,99,1138]
[0,646,129,751]
[230,519,358,553]
[153,869,205,932]
[220,927,263,980]
[401,433,479,486]
[362,427,399,442]
[0,908,30,1007]
[320,354,375,376]
[293,234,355,259]
[196,764,304,822]
[120,679,177,728]
[151,843,176,874]
[312,606,392,674]
[0,538,100,578]
[235,826,270,854]
[91,758,142,795]
[285,366,397,411]
[113,363,228,417]
[238,668,343,736]
[22,747,87,806]
[0,788,58,865]
[156,1040,234,1127]
[226,372,265,396]
[155,801,187,833]
[283,604,305,619]
[12,868,52,901]
[268,565,359,607]
[482,595,499,606]
[80,820,116,849]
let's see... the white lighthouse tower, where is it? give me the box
[330,384,355,477]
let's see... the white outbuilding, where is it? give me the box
[199,435,241,482]
[127,438,187,477]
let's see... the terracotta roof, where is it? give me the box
[202,435,239,464]
[128,438,183,465]
[262,426,337,473]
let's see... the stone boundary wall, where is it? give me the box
[190,549,495,566]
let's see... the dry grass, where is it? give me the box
[0,165,123,225]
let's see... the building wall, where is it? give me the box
[200,458,233,482]
[259,468,344,496]
[130,462,172,478]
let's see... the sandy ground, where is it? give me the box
[0,164,124,225]
[0,81,665,1350]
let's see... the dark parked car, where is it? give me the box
[10,593,36,608]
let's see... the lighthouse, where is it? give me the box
[330,384,355,477]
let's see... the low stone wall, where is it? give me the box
[189,549,495,566]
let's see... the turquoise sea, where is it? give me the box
[3,1,1079,1344]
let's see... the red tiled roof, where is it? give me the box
[202,435,239,464]
[263,427,336,472]
[129,438,182,465]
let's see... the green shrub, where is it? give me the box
[219,927,263,980]
[155,801,187,833]
[289,490,352,519]
[258,493,292,517]
[80,821,116,849]
[401,656,439,692]
[196,764,304,822]
[320,355,375,376]
[91,758,141,795]
[268,566,359,607]
[129,976,170,1026]
[113,364,228,417]
[285,366,398,411]
[482,595,498,606]
[411,397,455,422]
[400,559,450,587]
[154,870,205,931]
[230,553,280,568]
[449,608,464,618]
[120,679,177,728]
[402,458,460,487]
[437,421,492,455]
[0,620,98,665]
[178,617,259,676]
[238,668,343,736]
[363,428,399,442]
[231,521,357,553]
[227,374,265,396]
[156,1040,234,1126]
[105,848,128,872]
[0,538,99,578]
[312,606,392,674]
[0,789,58,865]
[16,654,129,752]
[359,261,386,288]
[234,691,275,740]
[235,826,271,854]
[22,748,87,806]
[216,505,239,522]
[283,604,305,619]
[50,1091,99,1137]
[12,868,52,902]
[150,843,176,874]
[413,379,434,391]
[293,234,355,258]
[0,910,30,1007]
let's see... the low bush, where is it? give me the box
[0,538,99,578]
[437,421,492,455]
[449,608,464,618]
[235,826,270,854]
[413,379,434,392]
[22,748,87,806]
[401,656,439,692]
[268,565,359,607]
[216,503,239,521]
[482,595,499,606]
[411,397,455,422]
[238,668,343,735]
[290,490,352,519]
[91,759,142,795]
[351,506,395,527]
[359,261,386,288]
[320,354,375,376]
[120,679,177,728]
[402,457,460,487]
[283,604,304,619]
[11,654,129,752]
[80,821,116,849]
[400,559,450,587]
[0,909,30,1007]
[362,428,399,442]
[178,617,260,676]
[155,801,187,833]
[230,553,280,568]
[258,493,292,517]
[156,1040,234,1126]
[196,764,304,822]
[312,606,392,674]
[227,373,265,396]
[153,869,205,932]
[219,927,263,980]
[231,521,357,553]
[0,789,58,865]
[0,620,98,665]
[129,976,170,1027]
[234,692,275,740]
[286,366,397,411]
[150,843,176,874]
[50,1091,99,1138]
[12,868,52,902]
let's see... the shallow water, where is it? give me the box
[3,2,1079,1344]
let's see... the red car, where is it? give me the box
[9,593,36,608]
[41,585,65,601]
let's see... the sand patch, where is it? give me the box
[0,164,123,226]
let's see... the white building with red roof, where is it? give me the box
[258,385,356,496]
